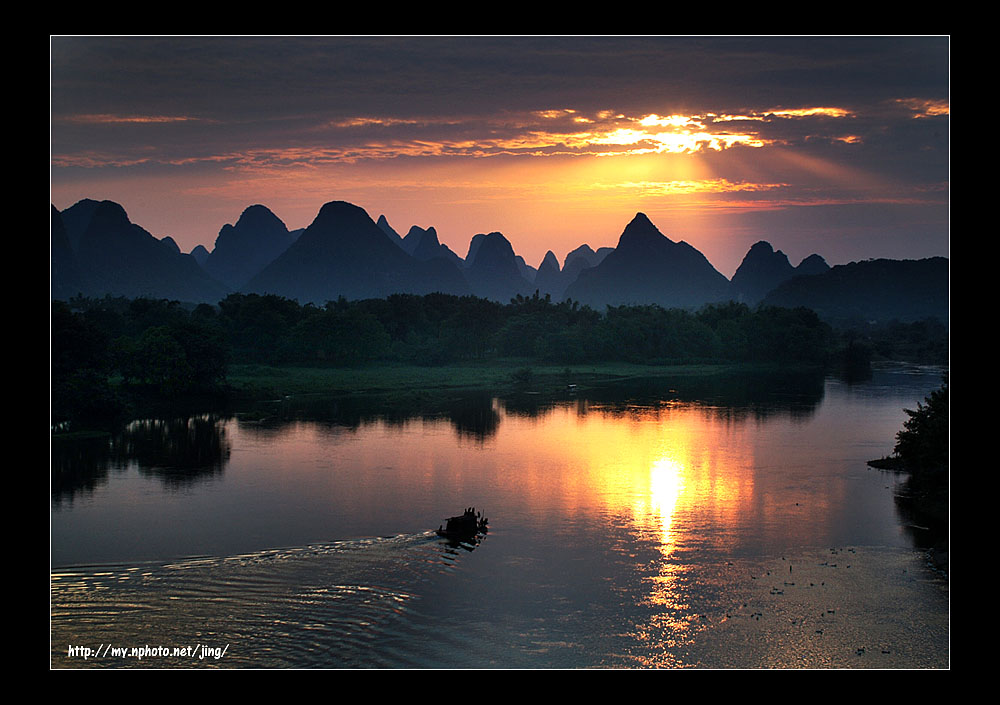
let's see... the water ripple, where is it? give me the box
[51,532,481,668]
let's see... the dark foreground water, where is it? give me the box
[51,366,949,668]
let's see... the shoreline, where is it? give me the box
[223,360,819,401]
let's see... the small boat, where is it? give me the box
[436,507,488,541]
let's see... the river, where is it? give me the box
[50,365,949,668]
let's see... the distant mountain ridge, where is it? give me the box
[52,199,228,303]
[400,224,464,268]
[51,205,84,300]
[729,240,830,304]
[463,231,533,301]
[376,215,405,247]
[204,204,296,289]
[563,213,731,309]
[761,257,949,324]
[245,200,470,303]
[50,197,948,326]
[533,250,564,300]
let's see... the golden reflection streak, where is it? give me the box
[646,456,684,553]
[633,452,689,618]
[547,405,757,662]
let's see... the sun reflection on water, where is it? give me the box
[568,405,754,667]
[646,455,685,552]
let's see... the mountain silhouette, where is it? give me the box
[560,244,612,287]
[795,253,831,277]
[729,241,795,304]
[51,196,947,326]
[190,244,210,267]
[564,213,730,309]
[515,255,537,283]
[51,205,84,300]
[159,236,181,254]
[204,205,295,289]
[53,199,229,303]
[464,232,487,266]
[729,241,832,304]
[244,200,470,303]
[400,225,464,267]
[463,232,534,302]
[400,225,429,255]
[58,198,102,251]
[376,214,405,247]
[533,250,564,299]
[563,244,613,271]
[761,257,948,324]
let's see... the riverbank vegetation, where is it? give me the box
[51,291,946,428]
[869,377,949,563]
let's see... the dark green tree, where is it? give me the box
[51,301,123,425]
[888,377,949,550]
[894,377,949,473]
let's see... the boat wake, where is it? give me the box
[51,531,485,668]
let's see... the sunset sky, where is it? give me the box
[50,36,949,278]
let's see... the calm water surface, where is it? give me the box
[50,366,949,668]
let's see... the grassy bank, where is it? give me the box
[225,360,762,401]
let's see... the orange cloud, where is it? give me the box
[592,178,788,196]
[896,98,949,118]
[765,107,853,118]
[50,105,863,171]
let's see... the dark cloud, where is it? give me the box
[51,36,950,166]
[51,36,949,121]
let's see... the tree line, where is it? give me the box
[52,290,944,425]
